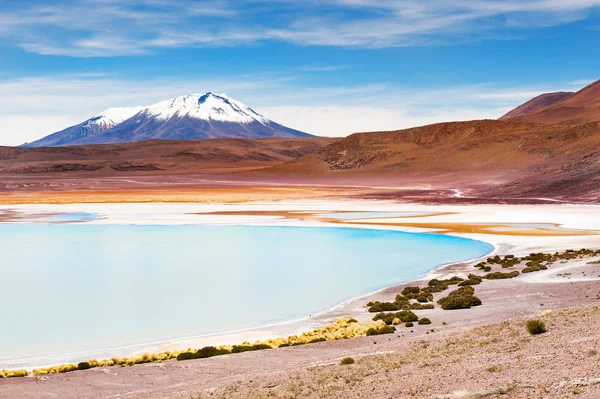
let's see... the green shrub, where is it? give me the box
[424,276,464,294]
[291,342,306,346]
[447,276,464,285]
[401,287,428,301]
[439,296,472,310]
[340,357,355,365]
[526,319,547,335]
[458,274,483,286]
[410,303,434,310]
[251,344,272,350]
[499,255,520,268]
[484,271,519,280]
[194,346,231,359]
[368,301,402,312]
[438,286,482,310]
[418,318,432,325]
[487,255,501,264]
[308,338,327,344]
[378,325,396,335]
[425,279,447,292]
[522,262,548,273]
[231,345,255,353]
[278,343,290,348]
[366,328,380,336]
[395,294,409,302]
[416,293,432,303]
[470,296,482,306]
[176,352,194,361]
[372,310,418,325]
[475,262,492,272]
[366,325,396,336]
[77,362,91,370]
[405,322,414,327]
[402,286,421,296]
[452,285,474,295]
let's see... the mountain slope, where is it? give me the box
[499,92,574,120]
[266,119,600,198]
[502,80,600,125]
[23,93,312,147]
[1,137,335,175]
[23,107,145,147]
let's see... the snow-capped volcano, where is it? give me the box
[145,92,270,124]
[22,93,312,147]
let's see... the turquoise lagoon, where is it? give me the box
[0,224,492,363]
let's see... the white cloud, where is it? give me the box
[0,115,80,147]
[0,74,583,146]
[1,0,600,56]
[566,79,596,87]
[261,105,510,137]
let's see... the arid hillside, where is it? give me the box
[267,120,600,199]
[499,91,574,119]
[0,137,336,175]
[502,80,600,125]
[3,104,600,203]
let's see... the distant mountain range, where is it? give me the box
[6,79,600,202]
[23,93,312,147]
[500,79,600,125]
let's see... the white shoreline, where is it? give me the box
[2,200,600,370]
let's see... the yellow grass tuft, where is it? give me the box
[1,369,28,378]
[5,318,390,378]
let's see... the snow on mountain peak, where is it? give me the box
[84,106,145,129]
[144,92,270,124]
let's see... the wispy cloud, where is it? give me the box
[566,79,596,87]
[300,65,351,72]
[1,0,600,56]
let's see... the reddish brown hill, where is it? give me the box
[266,120,600,199]
[503,80,600,125]
[0,137,336,175]
[499,92,574,120]
[2,120,600,202]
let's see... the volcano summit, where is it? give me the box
[23,92,312,147]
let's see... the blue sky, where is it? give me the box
[1,0,599,145]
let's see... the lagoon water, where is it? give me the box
[0,224,492,363]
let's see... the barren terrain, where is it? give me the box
[503,80,600,125]
[3,120,600,204]
[0,137,335,175]
[269,120,600,201]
